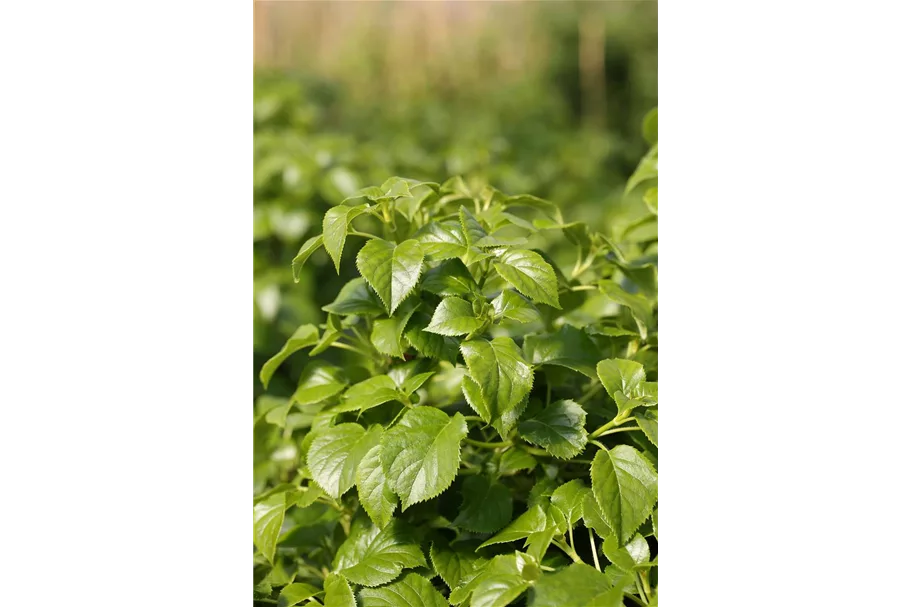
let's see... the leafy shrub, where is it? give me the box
[254,113,658,606]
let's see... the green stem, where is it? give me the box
[520,445,549,457]
[463,415,486,423]
[569,284,597,291]
[588,528,601,572]
[328,342,366,355]
[633,577,648,603]
[588,412,632,439]
[349,230,379,240]
[552,538,582,564]
[458,467,482,476]
[577,382,603,405]
[639,570,652,601]
[568,527,577,554]
[625,594,647,607]
[464,438,511,449]
[596,424,641,437]
[589,440,609,453]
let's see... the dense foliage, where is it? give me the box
[253,111,658,607]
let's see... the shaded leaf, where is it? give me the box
[430,541,487,591]
[371,298,420,358]
[292,362,347,406]
[278,582,322,607]
[404,312,460,364]
[529,563,613,607]
[478,504,547,548]
[524,326,601,378]
[634,408,658,447]
[421,259,479,296]
[517,400,587,459]
[498,448,537,476]
[323,278,386,316]
[453,475,513,533]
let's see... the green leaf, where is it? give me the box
[323,278,386,316]
[453,475,513,533]
[583,587,626,607]
[602,533,651,572]
[517,400,587,459]
[422,259,479,296]
[599,281,653,339]
[644,187,658,214]
[404,312,460,364]
[493,249,561,308]
[401,371,435,395]
[380,408,468,509]
[459,206,490,246]
[291,235,324,283]
[634,408,658,447]
[413,220,468,261]
[596,358,646,403]
[430,541,487,591]
[260,324,320,389]
[307,424,383,499]
[529,563,613,607]
[642,107,658,146]
[311,313,345,356]
[323,573,356,607]
[323,204,369,274]
[334,518,427,587]
[278,582,322,607]
[498,448,537,476]
[336,376,403,413]
[413,219,493,266]
[460,337,533,435]
[359,572,448,607]
[451,552,538,607]
[503,193,563,224]
[549,480,588,530]
[292,362,347,406]
[356,444,397,528]
[295,485,324,509]
[478,504,547,548]
[425,297,486,336]
[591,446,658,544]
[371,298,420,358]
[625,145,658,194]
[491,290,539,324]
[357,239,425,314]
[524,325,601,378]
[253,493,292,564]
[582,492,613,540]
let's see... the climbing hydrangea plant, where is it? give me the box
[254,111,658,607]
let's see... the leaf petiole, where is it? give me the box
[595,424,641,438]
[464,438,511,449]
[588,528,601,572]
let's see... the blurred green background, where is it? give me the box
[253,1,657,475]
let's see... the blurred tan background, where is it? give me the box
[253,0,657,131]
